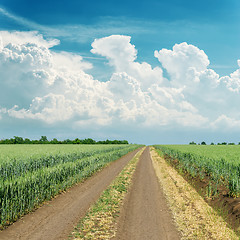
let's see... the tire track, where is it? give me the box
[114,147,180,240]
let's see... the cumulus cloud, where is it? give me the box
[154,43,240,123]
[107,72,143,102]
[8,94,76,123]
[0,31,59,48]
[91,35,137,65]
[219,62,240,92]
[52,51,92,72]
[91,35,165,90]
[154,42,213,89]
[155,43,209,73]
[1,31,240,134]
[211,115,240,129]
[0,31,94,107]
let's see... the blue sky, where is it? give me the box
[0,0,239,144]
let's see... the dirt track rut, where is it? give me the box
[0,148,140,240]
[114,147,180,240]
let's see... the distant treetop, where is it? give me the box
[189,141,239,145]
[0,136,129,144]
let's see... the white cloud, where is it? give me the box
[1,31,240,134]
[0,46,48,106]
[8,94,75,123]
[153,42,221,98]
[219,62,240,92]
[91,35,165,90]
[91,35,137,65]
[52,51,92,72]
[0,32,115,125]
[153,42,240,122]
[154,42,210,86]
[211,115,240,129]
[0,31,59,48]
[149,85,185,109]
[0,31,95,107]
[107,72,143,102]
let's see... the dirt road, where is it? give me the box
[0,148,141,240]
[114,147,180,240]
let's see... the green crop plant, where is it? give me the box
[0,144,141,228]
[154,145,240,198]
[0,145,131,181]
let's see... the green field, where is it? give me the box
[154,145,240,198]
[0,144,140,228]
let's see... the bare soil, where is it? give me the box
[114,147,180,240]
[0,148,141,240]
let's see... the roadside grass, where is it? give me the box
[151,147,239,240]
[71,147,145,239]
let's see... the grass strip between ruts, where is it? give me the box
[71,147,145,240]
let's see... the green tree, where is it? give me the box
[82,138,96,144]
[24,138,31,144]
[62,139,72,144]
[39,136,48,143]
[13,136,24,144]
[73,138,82,144]
[50,138,59,144]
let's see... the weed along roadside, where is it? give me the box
[151,147,239,239]
[71,147,145,239]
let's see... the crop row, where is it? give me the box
[0,145,129,180]
[0,144,140,228]
[154,145,240,198]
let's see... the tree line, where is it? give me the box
[0,136,129,145]
[189,141,238,145]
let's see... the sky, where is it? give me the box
[0,0,239,144]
